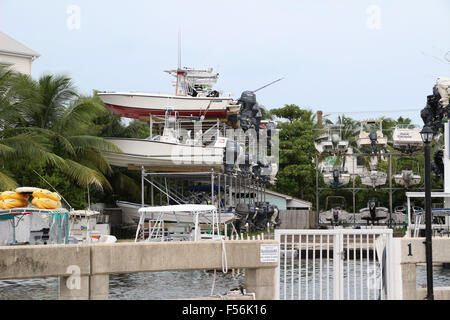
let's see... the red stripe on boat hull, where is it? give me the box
[105,104,229,119]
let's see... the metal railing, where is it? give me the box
[275,228,393,300]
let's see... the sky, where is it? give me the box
[1,0,449,125]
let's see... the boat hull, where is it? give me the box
[98,92,236,119]
[103,138,225,171]
[117,201,235,224]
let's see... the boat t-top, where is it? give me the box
[135,204,230,242]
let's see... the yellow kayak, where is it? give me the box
[0,198,28,209]
[0,191,29,202]
[31,197,61,209]
[32,189,62,201]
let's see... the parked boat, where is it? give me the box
[0,207,70,245]
[319,196,350,226]
[359,198,388,224]
[135,204,233,242]
[393,158,421,188]
[356,119,388,153]
[392,124,423,154]
[102,114,242,172]
[98,67,240,121]
[69,209,116,243]
[359,170,387,188]
[315,125,349,154]
[322,168,350,187]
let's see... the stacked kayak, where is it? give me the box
[0,191,29,209]
[0,188,62,210]
[31,189,61,209]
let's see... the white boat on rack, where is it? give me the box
[359,170,387,188]
[356,119,388,151]
[97,67,240,120]
[135,204,233,242]
[392,124,423,151]
[315,125,349,154]
[102,115,242,172]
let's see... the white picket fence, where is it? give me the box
[275,229,394,300]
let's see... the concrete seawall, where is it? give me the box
[0,240,279,300]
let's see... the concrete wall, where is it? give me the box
[394,237,450,300]
[0,240,279,300]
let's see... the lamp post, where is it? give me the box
[420,125,434,300]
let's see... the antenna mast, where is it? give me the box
[178,28,181,69]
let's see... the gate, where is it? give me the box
[275,229,393,300]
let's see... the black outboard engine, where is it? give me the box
[234,203,250,232]
[369,131,378,153]
[332,207,340,225]
[266,122,277,149]
[368,200,377,222]
[224,140,239,174]
[431,149,444,181]
[238,91,257,132]
[421,88,444,134]
[239,152,252,177]
[245,203,258,232]
[253,202,268,231]
[252,155,271,181]
[332,169,340,187]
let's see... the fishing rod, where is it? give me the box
[253,77,284,93]
[33,169,73,210]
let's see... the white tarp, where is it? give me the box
[0,214,31,245]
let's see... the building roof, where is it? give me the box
[264,188,312,208]
[0,31,40,59]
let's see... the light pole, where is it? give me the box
[420,125,434,300]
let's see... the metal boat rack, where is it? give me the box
[138,167,269,222]
[315,152,440,228]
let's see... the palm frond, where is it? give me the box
[62,159,112,191]
[0,169,18,191]
[69,135,122,153]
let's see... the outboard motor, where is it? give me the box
[369,131,378,153]
[239,152,252,177]
[332,207,340,225]
[332,169,340,186]
[238,91,257,132]
[224,140,240,174]
[266,122,277,149]
[245,203,258,232]
[368,200,377,222]
[431,149,444,181]
[252,155,271,181]
[270,205,280,227]
[254,202,268,231]
[234,203,250,232]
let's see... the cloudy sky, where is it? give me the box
[1,0,449,124]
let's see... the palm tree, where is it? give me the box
[4,71,121,191]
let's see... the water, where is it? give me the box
[0,271,244,300]
[1,263,449,300]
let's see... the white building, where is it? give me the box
[0,31,40,75]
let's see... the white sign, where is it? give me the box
[260,244,279,263]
